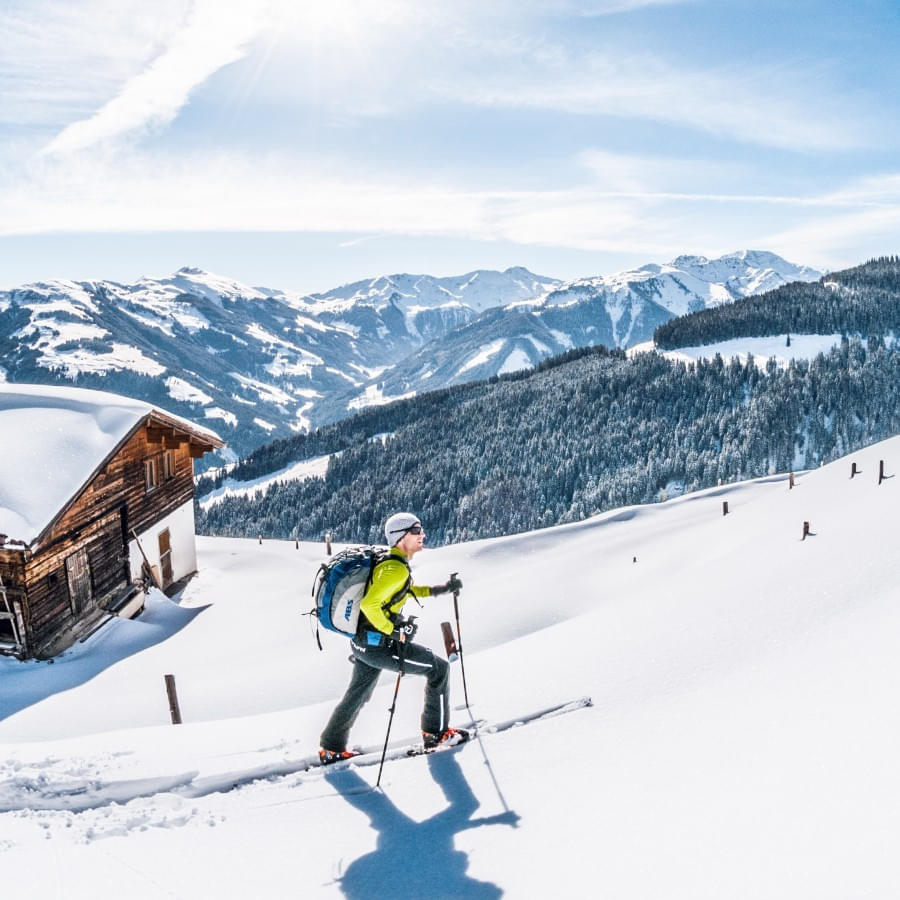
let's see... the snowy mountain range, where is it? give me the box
[315,251,820,422]
[0,266,559,461]
[0,252,818,459]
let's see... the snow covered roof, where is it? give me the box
[0,383,223,546]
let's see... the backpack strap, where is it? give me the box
[364,552,417,631]
[378,553,416,613]
[308,562,329,651]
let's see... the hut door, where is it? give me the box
[65,548,93,615]
[0,576,22,647]
[158,529,173,587]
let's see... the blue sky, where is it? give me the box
[2,0,899,293]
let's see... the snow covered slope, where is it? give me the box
[0,266,557,458]
[320,250,820,419]
[2,436,899,897]
[629,333,848,370]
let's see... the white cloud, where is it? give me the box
[576,149,751,194]
[548,0,694,13]
[431,48,872,153]
[760,203,900,270]
[4,146,900,276]
[817,172,900,206]
[41,1,265,155]
[8,0,873,161]
[0,148,852,252]
[0,1,190,127]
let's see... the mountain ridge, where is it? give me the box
[0,251,819,460]
[312,250,820,424]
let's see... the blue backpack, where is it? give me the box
[310,546,410,649]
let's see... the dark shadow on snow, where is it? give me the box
[0,591,210,723]
[326,750,520,898]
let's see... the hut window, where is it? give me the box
[0,614,17,644]
[144,457,159,492]
[163,449,176,480]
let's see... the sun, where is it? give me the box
[264,0,386,45]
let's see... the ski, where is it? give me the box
[184,697,591,800]
[313,695,592,774]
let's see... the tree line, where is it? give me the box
[654,257,900,349]
[197,337,900,546]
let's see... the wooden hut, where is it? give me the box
[0,383,224,659]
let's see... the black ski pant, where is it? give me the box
[320,636,450,752]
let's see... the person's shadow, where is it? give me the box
[326,750,520,898]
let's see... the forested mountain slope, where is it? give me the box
[198,337,900,545]
[654,257,900,349]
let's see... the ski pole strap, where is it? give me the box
[397,634,407,675]
[303,608,325,652]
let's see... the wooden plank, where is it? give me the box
[131,529,162,590]
[65,547,92,615]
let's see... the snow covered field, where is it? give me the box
[628,334,845,370]
[3,437,900,898]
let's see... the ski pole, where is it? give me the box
[376,621,413,789]
[451,573,472,716]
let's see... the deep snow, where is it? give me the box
[0,383,220,543]
[3,437,900,898]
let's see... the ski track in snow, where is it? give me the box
[0,698,591,815]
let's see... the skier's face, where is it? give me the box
[397,523,426,556]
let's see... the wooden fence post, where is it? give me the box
[164,674,182,725]
[851,462,858,479]
[879,460,885,485]
[802,521,810,541]
[789,472,795,489]
[258,534,262,545]
[722,501,729,516]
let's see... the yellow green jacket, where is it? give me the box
[360,547,432,635]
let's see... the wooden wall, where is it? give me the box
[0,549,25,592]
[46,424,196,544]
[20,422,200,654]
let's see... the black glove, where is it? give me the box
[391,617,418,643]
[431,574,463,595]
